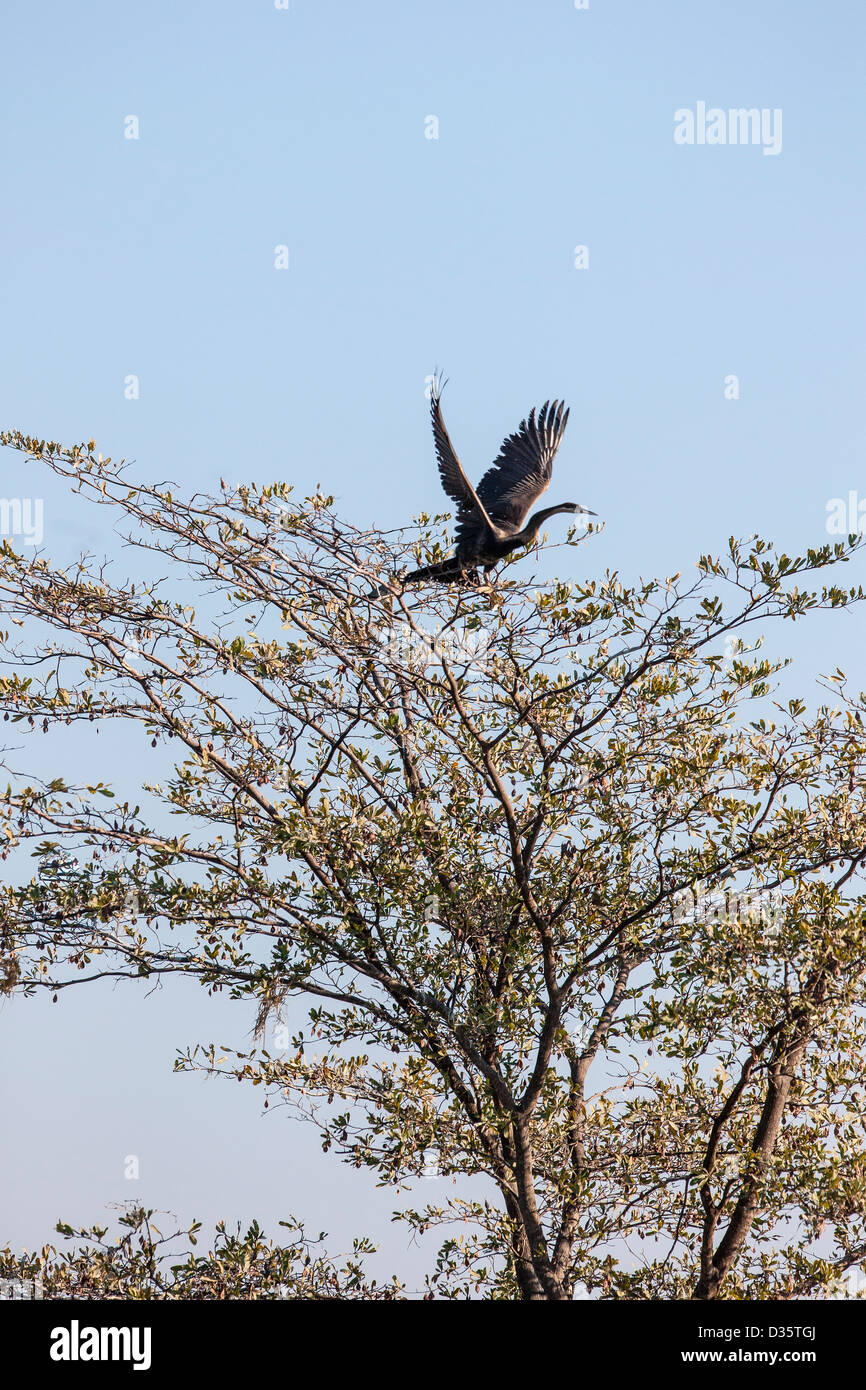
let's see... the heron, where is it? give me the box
[373,375,595,596]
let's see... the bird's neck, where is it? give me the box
[518,505,572,545]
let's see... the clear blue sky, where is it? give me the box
[1,0,865,1291]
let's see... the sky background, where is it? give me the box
[1,0,865,1293]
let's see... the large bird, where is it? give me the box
[375,376,595,595]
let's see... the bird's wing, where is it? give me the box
[475,400,570,530]
[430,378,489,520]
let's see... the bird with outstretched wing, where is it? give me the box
[372,374,594,595]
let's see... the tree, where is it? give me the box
[2,428,866,1300]
[0,1205,401,1300]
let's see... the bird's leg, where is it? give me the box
[474,563,498,598]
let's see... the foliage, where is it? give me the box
[0,1204,401,1300]
[2,430,866,1299]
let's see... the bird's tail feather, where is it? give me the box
[367,559,467,600]
[403,560,465,585]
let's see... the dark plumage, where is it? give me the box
[374,376,594,596]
